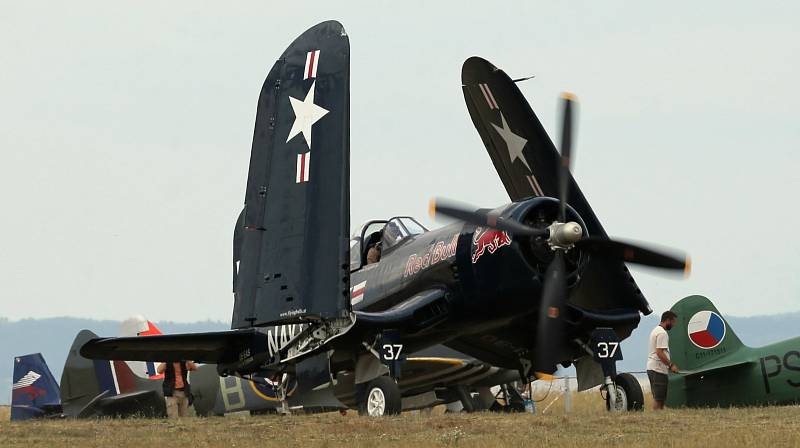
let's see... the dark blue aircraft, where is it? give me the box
[82,21,689,416]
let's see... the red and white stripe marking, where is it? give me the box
[478,83,499,110]
[351,281,366,305]
[296,152,311,183]
[109,361,121,394]
[304,50,320,80]
[526,174,544,196]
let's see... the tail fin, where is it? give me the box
[62,329,161,417]
[138,320,163,336]
[11,353,62,421]
[61,330,105,416]
[119,316,163,337]
[669,295,745,371]
[118,317,164,379]
[137,321,164,379]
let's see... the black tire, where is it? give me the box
[606,372,644,411]
[359,376,402,416]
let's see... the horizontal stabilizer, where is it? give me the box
[9,404,63,418]
[679,359,755,378]
[75,389,110,418]
[80,329,266,365]
[78,389,163,418]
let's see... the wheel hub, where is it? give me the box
[366,387,386,416]
[608,384,628,413]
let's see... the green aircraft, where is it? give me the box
[666,295,800,407]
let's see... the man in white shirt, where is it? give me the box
[647,311,679,410]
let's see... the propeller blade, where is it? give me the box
[535,250,568,372]
[429,198,548,237]
[558,93,576,222]
[575,237,691,274]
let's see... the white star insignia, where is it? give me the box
[286,80,329,149]
[491,113,531,172]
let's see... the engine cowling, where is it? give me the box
[507,197,589,283]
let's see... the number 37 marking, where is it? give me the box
[596,342,619,358]
[382,344,403,361]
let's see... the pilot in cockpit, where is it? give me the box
[363,218,424,266]
[364,230,383,265]
[367,240,382,264]
[366,221,403,265]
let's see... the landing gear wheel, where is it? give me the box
[359,376,401,416]
[606,372,644,412]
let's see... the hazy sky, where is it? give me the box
[2,2,799,322]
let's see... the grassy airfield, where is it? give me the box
[2,392,800,448]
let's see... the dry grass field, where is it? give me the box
[2,392,799,448]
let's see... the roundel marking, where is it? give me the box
[687,310,726,349]
[249,375,298,402]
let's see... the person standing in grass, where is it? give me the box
[157,360,197,418]
[647,311,680,410]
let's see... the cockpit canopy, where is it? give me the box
[350,216,428,271]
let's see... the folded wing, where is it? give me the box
[461,57,651,316]
[234,20,351,327]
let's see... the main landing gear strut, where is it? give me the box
[587,328,644,412]
[358,331,405,417]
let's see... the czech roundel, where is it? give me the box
[687,310,726,349]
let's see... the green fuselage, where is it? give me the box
[667,337,800,407]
